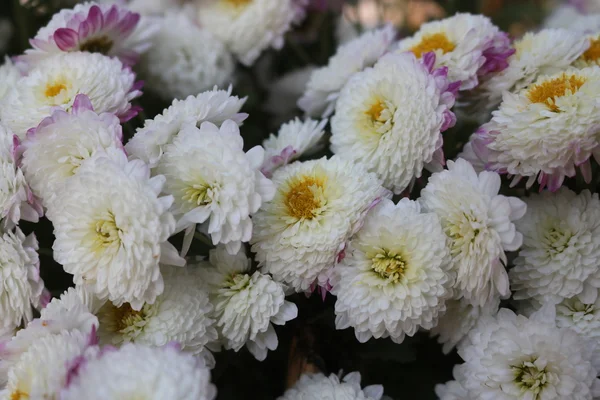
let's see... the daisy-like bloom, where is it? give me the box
[251,156,390,292]
[201,246,297,361]
[395,13,514,91]
[156,120,274,254]
[574,34,600,68]
[475,29,589,113]
[19,94,123,208]
[96,266,217,366]
[125,86,247,168]
[332,198,453,343]
[0,228,43,333]
[510,188,600,305]
[0,52,141,137]
[140,11,234,100]
[196,0,302,66]
[452,306,600,399]
[0,57,20,101]
[20,1,156,66]
[431,295,500,354]
[47,149,184,311]
[261,118,327,177]
[1,329,92,400]
[278,372,384,400]
[330,51,458,195]
[0,123,42,229]
[419,158,526,306]
[61,343,217,400]
[471,67,600,191]
[298,25,396,118]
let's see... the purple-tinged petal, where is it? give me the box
[580,160,593,183]
[117,12,140,36]
[40,288,51,308]
[72,94,94,114]
[422,51,436,73]
[104,5,121,29]
[119,105,142,122]
[86,5,105,35]
[54,28,79,51]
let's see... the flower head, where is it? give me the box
[0,51,141,137]
[47,150,184,310]
[298,25,396,118]
[331,51,458,194]
[201,246,297,361]
[0,57,21,101]
[332,198,453,344]
[419,158,526,306]
[278,372,384,400]
[251,156,390,292]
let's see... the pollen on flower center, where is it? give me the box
[581,37,600,63]
[372,251,406,283]
[284,176,325,220]
[512,358,548,393]
[366,101,385,121]
[44,82,67,98]
[527,73,586,112]
[80,36,114,54]
[10,390,28,400]
[410,32,456,58]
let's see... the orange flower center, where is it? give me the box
[285,176,325,220]
[527,73,586,112]
[410,32,456,58]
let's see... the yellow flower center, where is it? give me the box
[284,176,325,220]
[366,101,385,121]
[10,390,28,400]
[44,82,67,98]
[512,358,547,393]
[526,73,586,112]
[80,36,114,54]
[221,0,252,6]
[581,37,600,63]
[372,251,406,283]
[106,303,145,332]
[183,183,212,206]
[92,211,121,253]
[409,32,456,59]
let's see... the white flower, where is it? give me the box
[196,0,301,66]
[41,286,101,331]
[19,94,123,208]
[431,295,500,354]
[251,156,390,292]
[0,228,43,333]
[61,343,217,400]
[47,150,184,310]
[21,1,157,66]
[574,34,600,68]
[454,306,600,399]
[0,329,91,400]
[330,51,458,194]
[419,158,526,306]
[0,52,141,137]
[510,188,600,305]
[125,85,247,168]
[96,266,217,366]
[156,120,274,254]
[261,118,327,177]
[395,13,514,90]
[545,5,600,33]
[278,372,384,400]
[201,246,297,361]
[0,57,20,101]
[0,123,42,229]
[456,141,486,173]
[471,67,600,191]
[475,29,589,113]
[332,198,453,344]
[140,11,234,100]
[435,372,471,400]
[298,25,396,118]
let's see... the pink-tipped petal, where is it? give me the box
[54,28,79,51]
[72,94,95,114]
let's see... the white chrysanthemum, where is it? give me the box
[456,141,485,173]
[472,67,600,191]
[278,372,384,400]
[96,266,217,366]
[125,86,247,168]
[298,25,396,118]
[140,11,234,100]
[0,123,42,229]
[431,295,500,354]
[475,29,589,112]
[19,94,123,208]
[574,34,600,68]
[47,150,184,310]
[395,13,513,90]
[196,0,300,66]
[0,52,141,137]
[261,118,327,177]
[41,286,101,330]
[454,306,600,399]
[61,343,217,400]
[202,246,297,361]
[0,330,91,400]
[330,51,457,194]
[156,120,274,253]
[332,198,453,344]
[435,372,470,400]
[251,156,390,292]
[545,5,600,33]
[419,158,526,306]
[0,228,43,333]
[510,188,600,305]
[0,57,20,101]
